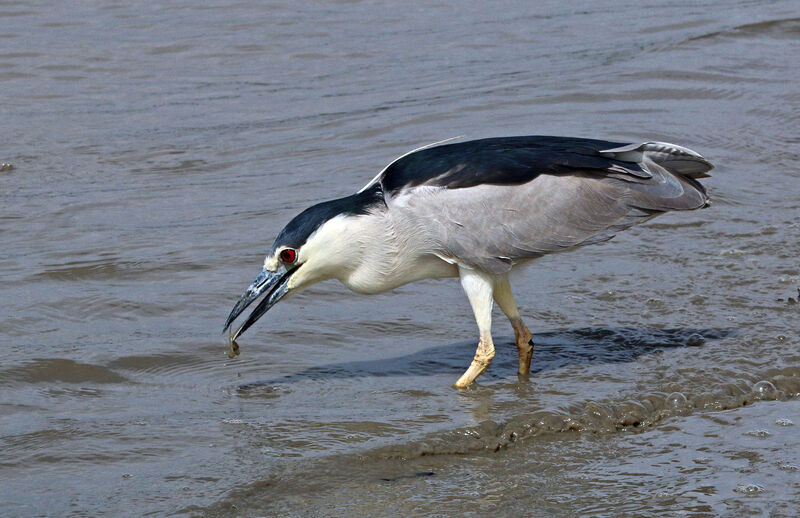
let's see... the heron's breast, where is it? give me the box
[341,253,458,294]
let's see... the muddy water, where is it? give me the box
[1,1,798,517]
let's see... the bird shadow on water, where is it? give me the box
[235,326,734,393]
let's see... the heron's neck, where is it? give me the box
[339,210,456,294]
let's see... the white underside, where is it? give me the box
[336,210,460,294]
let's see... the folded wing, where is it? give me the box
[380,136,713,273]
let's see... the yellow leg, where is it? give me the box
[510,317,534,375]
[493,277,534,375]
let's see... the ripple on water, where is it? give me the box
[200,398,800,517]
[354,367,800,459]
[3,1,800,517]
[108,352,230,379]
[29,258,212,282]
[0,358,129,386]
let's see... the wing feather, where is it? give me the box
[376,136,649,194]
[376,136,712,273]
[375,136,713,194]
[393,168,709,273]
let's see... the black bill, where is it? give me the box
[223,266,297,339]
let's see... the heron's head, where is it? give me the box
[223,185,384,340]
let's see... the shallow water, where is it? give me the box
[203,399,800,517]
[1,1,799,517]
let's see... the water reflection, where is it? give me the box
[236,327,733,389]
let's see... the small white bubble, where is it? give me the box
[720,248,746,256]
[733,483,765,494]
[666,392,689,409]
[752,380,778,400]
[222,418,246,425]
[743,429,771,438]
[775,418,794,426]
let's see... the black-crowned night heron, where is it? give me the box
[223,136,713,388]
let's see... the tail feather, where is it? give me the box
[597,140,712,213]
[600,141,714,178]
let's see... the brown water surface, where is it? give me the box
[1,1,798,517]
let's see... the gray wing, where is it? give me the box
[387,140,713,273]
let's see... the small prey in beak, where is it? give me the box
[223,264,298,342]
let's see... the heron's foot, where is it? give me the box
[454,359,491,388]
[454,339,494,389]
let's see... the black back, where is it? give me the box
[379,136,639,193]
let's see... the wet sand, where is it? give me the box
[1,1,798,516]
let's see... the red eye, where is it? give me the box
[280,248,297,263]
